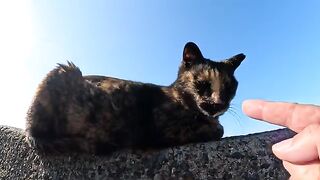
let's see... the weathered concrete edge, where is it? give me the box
[0,125,294,179]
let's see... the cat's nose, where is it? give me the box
[211,92,222,104]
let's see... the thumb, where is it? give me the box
[272,124,320,164]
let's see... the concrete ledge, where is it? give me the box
[0,125,294,179]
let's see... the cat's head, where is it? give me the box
[176,42,245,117]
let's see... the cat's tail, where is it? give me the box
[25,62,93,153]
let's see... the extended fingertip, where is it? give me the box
[242,99,264,118]
[242,99,253,112]
[242,99,253,109]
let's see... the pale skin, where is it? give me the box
[242,100,320,180]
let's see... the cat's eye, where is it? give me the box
[195,81,212,96]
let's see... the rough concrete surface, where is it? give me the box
[0,125,295,180]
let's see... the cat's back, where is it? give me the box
[84,75,141,93]
[84,75,169,110]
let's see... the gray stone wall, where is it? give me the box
[0,125,294,179]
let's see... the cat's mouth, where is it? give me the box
[199,102,228,117]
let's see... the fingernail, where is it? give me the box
[272,138,293,153]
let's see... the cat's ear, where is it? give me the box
[225,53,245,71]
[182,42,204,67]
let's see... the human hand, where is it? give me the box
[242,100,320,179]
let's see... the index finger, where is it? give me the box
[242,100,320,132]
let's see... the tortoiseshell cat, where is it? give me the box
[25,42,245,154]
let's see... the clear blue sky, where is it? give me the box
[1,1,320,137]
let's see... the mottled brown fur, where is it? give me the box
[25,42,245,154]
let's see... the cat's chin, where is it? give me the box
[199,102,228,118]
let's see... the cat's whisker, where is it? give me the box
[227,109,239,121]
[227,106,242,128]
[229,108,241,120]
[230,103,245,126]
[230,102,241,110]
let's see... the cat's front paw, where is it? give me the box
[214,123,224,140]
